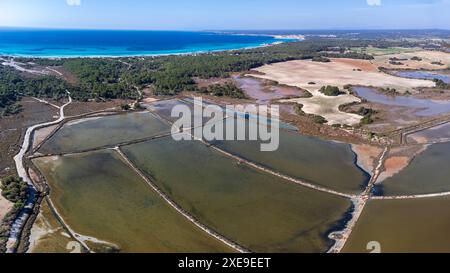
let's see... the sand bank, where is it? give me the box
[351,144,384,176]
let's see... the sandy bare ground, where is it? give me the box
[32,125,59,150]
[375,50,450,70]
[407,135,429,144]
[282,89,362,125]
[351,144,383,176]
[64,100,122,117]
[250,58,434,125]
[27,209,63,253]
[378,156,410,183]
[142,97,160,103]
[377,145,428,183]
[0,194,13,223]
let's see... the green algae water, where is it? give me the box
[381,142,450,196]
[211,128,369,194]
[343,197,450,253]
[122,137,351,253]
[33,150,232,253]
[39,112,170,155]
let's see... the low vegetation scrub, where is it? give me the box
[431,61,444,66]
[357,107,377,125]
[433,79,449,89]
[389,61,404,65]
[319,85,344,96]
[294,104,306,116]
[311,115,328,124]
[198,82,247,99]
[380,87,398,95]
[120,104,131,111]
[1,103,22,116]
[312,56,331,63]
[294,104,328,124]
[0,176,30,252]
[389,57,408,61]
[1,176,29,208]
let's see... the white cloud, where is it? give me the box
[66,0,81,6]
[367,0,382,6]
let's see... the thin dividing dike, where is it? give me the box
[32,150,233,253]
[122,137,352,253]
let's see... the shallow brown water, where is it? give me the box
[33,150,232,253]
[344,197,450,253]
[122,137,352,253]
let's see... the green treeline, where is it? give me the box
[0,66,76,116]
[0,176,28,208]
[2,38,421,112]
[57,39,377,96]
[0,176,29,252]
[62,59,139,100]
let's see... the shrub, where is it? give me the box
[357,107,376,125]
[433,79,449,89]
[319,85,344,96]
[312,115,328,124]
[200,82,247,99]
[312,56,331,63]
[294,104,306,116]
[1,103,22,116]
[1,176,28,204]
[121,104,131,111]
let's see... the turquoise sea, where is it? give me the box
[0,29,292,58]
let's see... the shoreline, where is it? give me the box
[0,38,296,60]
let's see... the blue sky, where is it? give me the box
[0,0,449,30]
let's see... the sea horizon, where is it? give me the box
[0,29,296,58]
